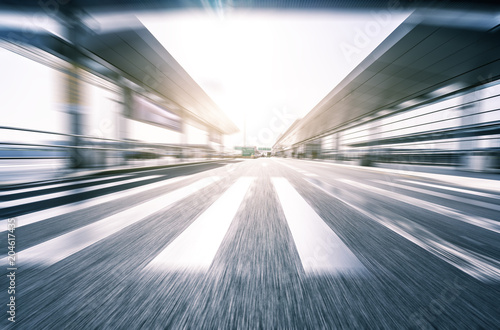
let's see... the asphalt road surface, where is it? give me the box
[1,158,499,329]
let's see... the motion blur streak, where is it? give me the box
[339,178,500,234]
[272,177,366,275]
[1,1,500,329]
[147,177,254,271]
[2,175,221,266]
[0,156,499,328]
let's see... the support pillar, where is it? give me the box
[61,12,89,169]
[119,84,132,165]
[180,109,188,160]
[66,63,85,168]
[460,88,486,171]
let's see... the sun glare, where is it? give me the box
[136,10,410,146]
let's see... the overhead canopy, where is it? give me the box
[77,24,239,134]
[274,11,500,148]
[0,0,498,12]
[0,18,239,135]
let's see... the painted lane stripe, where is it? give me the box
[0,174,133,197]
[299,159,500,193]
[307,179,500,283]
[0,176,188,231]
[0,175,162,209]
[339,179,500,234]
[272,177,366,275]
[275,161,300,172]
[147,177,255,271]
[374,180,500,212]
[275,160,317,176]
[399,180,500,200]
[3,176,221,266]
[287,159,331,169]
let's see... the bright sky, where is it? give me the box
[0,9,411,148]
[138,9,411,147]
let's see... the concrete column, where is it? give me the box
[66,63,85,168]
[118,84,132,165]
[334,133,340,160]
[220,134,224,156]
[62,12,88,168]
[364,119,380,165]
[179,109,188,160]
[460,88,486,171]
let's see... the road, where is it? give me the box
[1,158,499,329]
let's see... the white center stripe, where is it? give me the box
[4,176,221,266]
[272,177,366,275]
[147,177,255,271]
[0,175,162,208]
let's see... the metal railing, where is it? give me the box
[0,125,223,167]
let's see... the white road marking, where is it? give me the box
[275,160,318,176]
[272,177,366,275]
[293,159,500,193]
[339,179,500,234]
[275,161,300,171]
[374,180,500,212]
[0,176,188,231]
[306,179,500,283]
[4,176,221,266]
[399,179,500,200]
[0,175,162,208]
[289,160,331,169]
[147,177,255,271]
[0,174,133,197]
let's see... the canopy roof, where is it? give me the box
[274,11,500,148]
[0,17,239,134]
[0,0,498,12]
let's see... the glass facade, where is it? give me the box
[316,80,500,167]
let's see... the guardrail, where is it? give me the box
[0,125,223,167]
